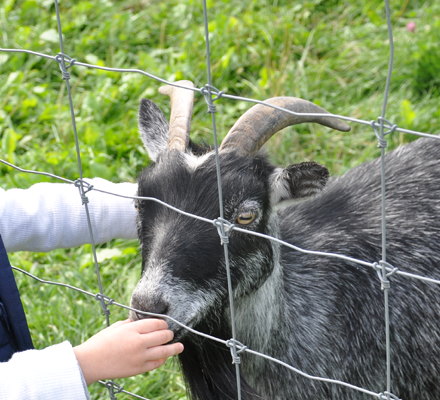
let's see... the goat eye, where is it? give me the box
[236,211,255,225]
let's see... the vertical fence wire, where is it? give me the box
[1,0,440,399]
[201,0,242,397]
[53,1,111,326]
[53,0,117,397]
[380,0,395,397]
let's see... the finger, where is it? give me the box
[144,342,184,361]
[131,318,169,334]
[141,358,167,372]
[141,329,175,348]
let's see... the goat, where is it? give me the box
[130,80,440,400]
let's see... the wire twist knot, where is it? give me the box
[95,293,114,316]
[370,120,388,148]
[371,118,398,149]
[226,339,247,364]
[213,218,234,245]
[61,70,71,80]
[80,194,89,204]
[102,308,111,316]
[377,117,398,136]
[377,137,388,149]
[206,102,217,113]
[200,84,224,114]
[74,179,94,205]
[105,381,124,399]
[55,52,76,81]
[373,260,398,291]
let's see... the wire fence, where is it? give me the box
[1,0,440,399]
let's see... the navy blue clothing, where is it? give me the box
[0,233,33,362]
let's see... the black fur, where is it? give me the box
[132,97,440,400]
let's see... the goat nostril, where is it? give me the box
[135,301,169,320]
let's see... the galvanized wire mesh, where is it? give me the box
[1,0,440,399]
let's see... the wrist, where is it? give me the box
[73,344,98,386]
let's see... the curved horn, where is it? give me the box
[219,97,351,156]
[158,80,195,152]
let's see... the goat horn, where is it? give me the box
[158,80,195,152]
[219,97,351,156]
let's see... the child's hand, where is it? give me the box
[73,318,183,385]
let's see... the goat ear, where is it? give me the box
[270,161,329,205]
[138,98,170,162]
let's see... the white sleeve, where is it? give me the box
[0,341,91,400]
[0,178,138,253]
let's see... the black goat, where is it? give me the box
[130,81,440,400]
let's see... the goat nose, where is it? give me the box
[136,301,169,320]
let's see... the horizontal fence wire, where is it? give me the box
[1,46,439,142]
[1,0,440,399]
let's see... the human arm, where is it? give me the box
[73,318,184,385]
[0,341,91,400]
[0,178,138,253]
[0,319,184,399]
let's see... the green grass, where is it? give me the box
[1,0,440,398]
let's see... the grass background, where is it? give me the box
[1,0,439,398]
